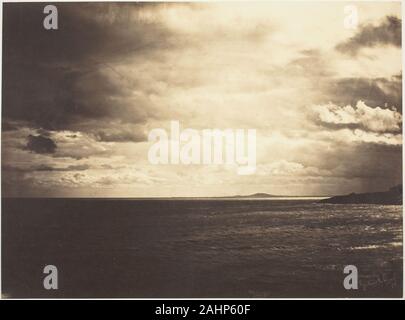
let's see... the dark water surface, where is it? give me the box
[2,198,402,298]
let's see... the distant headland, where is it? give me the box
[224,193,325,199]
[319,185,402,205]
[227,193,279,198]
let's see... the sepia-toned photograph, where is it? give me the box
[1,1,403,298]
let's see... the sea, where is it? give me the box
[1,198,402,298]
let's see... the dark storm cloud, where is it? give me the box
[3,3,174,67]
[2,164,90,172]
[321,143,402,191]
[2,3,175,132]
[33,164,90,171]
[336,16,401,55]
[284,49,402,112]
[323,75,402,112]
[94,129,146,143]
[25,134,57,154]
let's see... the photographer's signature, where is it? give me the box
[359,272,398,291]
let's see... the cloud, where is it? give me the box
[285,49,333,78]
[2,3,174,133]
[25,134,57,154]
[330,128,402,146]
[1,3,402,197]
[313,100,402,133]
[2,164,91,172]
[322,75,402,112]
[33,164,90,172]
[93,125,147,142]
[257,161,330,177]
[51,131,111,160]
[336,16,401,56]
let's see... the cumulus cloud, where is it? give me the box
[313,100,402,133]
[336,16,401,56]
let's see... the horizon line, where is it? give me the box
[1,195,332,199]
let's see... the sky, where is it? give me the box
[1,1,402,197]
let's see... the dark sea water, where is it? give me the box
[1,198,402,298]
